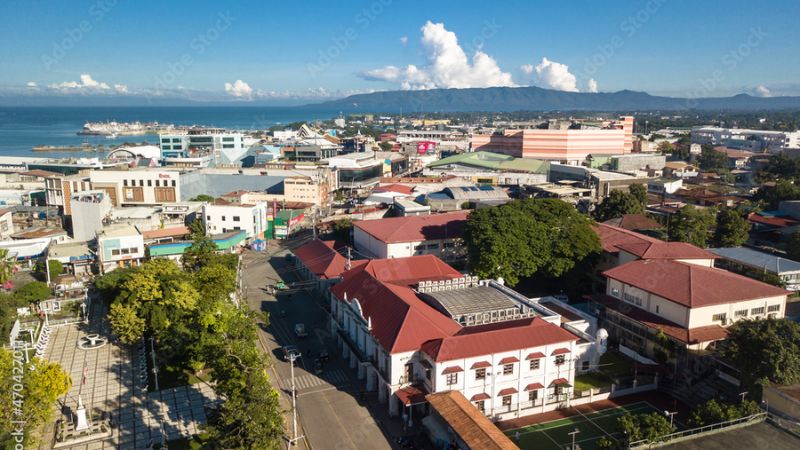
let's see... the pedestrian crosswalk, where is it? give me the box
[288,369,350,390]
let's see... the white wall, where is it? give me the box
[202,203,267,238]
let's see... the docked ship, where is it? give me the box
[78,121,179,136]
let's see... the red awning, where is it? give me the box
[525,383,544,391]
[551,348,571,356]
[442,366,464,375]
[471,393,490,401]
[395,385,429,406]
[526,352,545,360]
[499,356,519,365]
[497,387,518,396]
[471,361,491,369]
[550,378,570,386]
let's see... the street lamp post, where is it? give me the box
[568,428,580,450]
[664,410,677,428]
[739,391,748,403]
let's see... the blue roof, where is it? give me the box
[709,247,800,274]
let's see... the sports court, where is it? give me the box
[505,401,682,450]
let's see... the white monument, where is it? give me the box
[75,396,89,431]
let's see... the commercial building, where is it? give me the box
[159,128,254,165]
[45,174,92,216]
[326,152,385,189]
[292,239,364,292]
[89,169,181,205]
[97,224,145,274]
[471,116,634,163]
[0,208,13,240]
[202,202,270,239]
[329,255,599,421]
[691,126,800,153]
[550,163,640,199]
[69,191,112,241]
[424,151,549,186]
[353,212,468,262]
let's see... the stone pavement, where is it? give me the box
[37,301,218,449]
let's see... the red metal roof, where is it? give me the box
[497,387,517,396]
[603,259,789,308]
[330,255,463,353]
[471,393,491,401]
[589,294,729,344]
[525,383,544,391]
[526,352,545,360]
[353,211,469,243]
[499,356,519,364]
[748,212,800,228]
[471,361,492,369]
[593,223,662,254]
[396,384,429,406]
[615,241,718,260]
[374,183,415,195]
[442,366,464,375]
[292,239,362,280]
[551,348,571,355]
[421,317,578,362]
[550,378,569,386]
[142,226,191,240]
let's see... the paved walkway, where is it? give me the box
[38,301,217,449]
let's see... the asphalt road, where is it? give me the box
[240,243,393,450]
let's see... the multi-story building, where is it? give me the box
[202,202,269,239]
[329,255,599,421]
[326,152,385,190]
[69,191,112,242]
[353,212,468,262]
[97,224,145,274]
[89,170,181,206]
[159,128,254,165]
[471,116,634,164]
[45,174,92,215]
[691,126,800,153]
[590,224,789,359]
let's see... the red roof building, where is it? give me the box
[292,239,367,291]
[329,254,589,421]
[353,211,469,263]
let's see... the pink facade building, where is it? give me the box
[471,116,634,163]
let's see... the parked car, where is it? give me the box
[282,345,301,361]
[294,323,308,338]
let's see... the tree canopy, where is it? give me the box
[189,194,215,202]
[617,412,675,446]
[667,205,716,247]
[787,231,800,261]
[688,399,761,427]
[718,318,800,390]
[13,281,52,303]
[594,190,644,222]
[753,180,800,209]
[713,208,751,247]
[0,349,71,448]
[629,183,648,207]
[465,199,600,286]
[697,146,729,172]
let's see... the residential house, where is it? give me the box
[353,212,468,262]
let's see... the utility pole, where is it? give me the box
[150,336,159,391]
[288,353,303,448]
[568,428,580,450]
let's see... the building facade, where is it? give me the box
[202,202,269,239]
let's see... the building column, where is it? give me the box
[342,341,349,358]
[366,368,377,391]
[378,382,388,404]
[349,350,357,369]
[389,392,400,417]
[357,362,366,380]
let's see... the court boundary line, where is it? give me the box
[575,405,616,440]
[512,401,655,434]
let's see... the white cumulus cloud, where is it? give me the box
[586,78,598,93]
[361,21,515,90]
[754,85,771,97]
[26,81,37,88]
[399,36,408,45]
[534,58,578,92]
[224,79,253,99]
[520,64,534,75]
[48,73,112,91]
[114,84,129,93]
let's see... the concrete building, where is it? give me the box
[69,190,112,241]
[89,169,181,206]
[353,212,468,262]
[326,152,385,190]
[45,174,92,216]
[0,208,14,240]
[691,126,800,153]
[609,154,666,173]
[550,163,640,199]
[471,116,634,163]
[159,128,254,165]
[97,224,145,274]
[202,202,269,239]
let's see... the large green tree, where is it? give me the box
[13,281,52,303]
[753,180,800,209]
[697,146,729,171]
[629,183,648,207]
[0,349,71,448]
[667,205,716,247]
[713,208,751,247]
[594,190,645,222]
[617,412,675,446]
[465,199,600,286]
[718,318,800,390]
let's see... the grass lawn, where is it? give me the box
[599,350,635,378]
[574,372,613,392]
[157,364,211,390]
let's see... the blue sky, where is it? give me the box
[1,0,799,102]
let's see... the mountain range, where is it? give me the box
[305,86,800,113]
